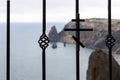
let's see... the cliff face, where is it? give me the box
[87,49,120,80]
[58,18,120,54]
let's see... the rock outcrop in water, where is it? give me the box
[87,49,120,80]
[48,25,59,42]
[58,18,120,54]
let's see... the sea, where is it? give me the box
[0,23,120,80]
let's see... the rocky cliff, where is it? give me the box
[48,25,59,42]
[58,18,120,54]
[87,49,120,80]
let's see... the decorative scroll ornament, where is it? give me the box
[106,35,115,48]
[38,34,49,50]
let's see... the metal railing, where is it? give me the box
[6,0,115,80]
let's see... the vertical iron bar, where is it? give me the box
[108,0,112,80]
[43,0,46,34]
[76,0,80,80]
[64,1,92,80]
[65,1,92,80]
[76,14,80,80]
[76,0,79,13]
[42,0,46,80]
[39,0,48,80]
[42,50,46,80]
[108,0,111,35]
[109,48,112,80]
[7,0,10,80]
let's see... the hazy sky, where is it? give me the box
[0,0,120,22]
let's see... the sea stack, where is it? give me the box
[48,25,59,42]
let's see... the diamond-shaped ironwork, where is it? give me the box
[106,35,115,48]
[38,34,49,50]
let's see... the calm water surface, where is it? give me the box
[0,23,119,80]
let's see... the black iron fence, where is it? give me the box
[6,0,115,80]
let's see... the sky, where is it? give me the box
[0,0,120,22]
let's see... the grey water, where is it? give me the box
[0,23,119,80]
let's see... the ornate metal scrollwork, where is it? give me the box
[38,34,49,50]
[106,35,115,48]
